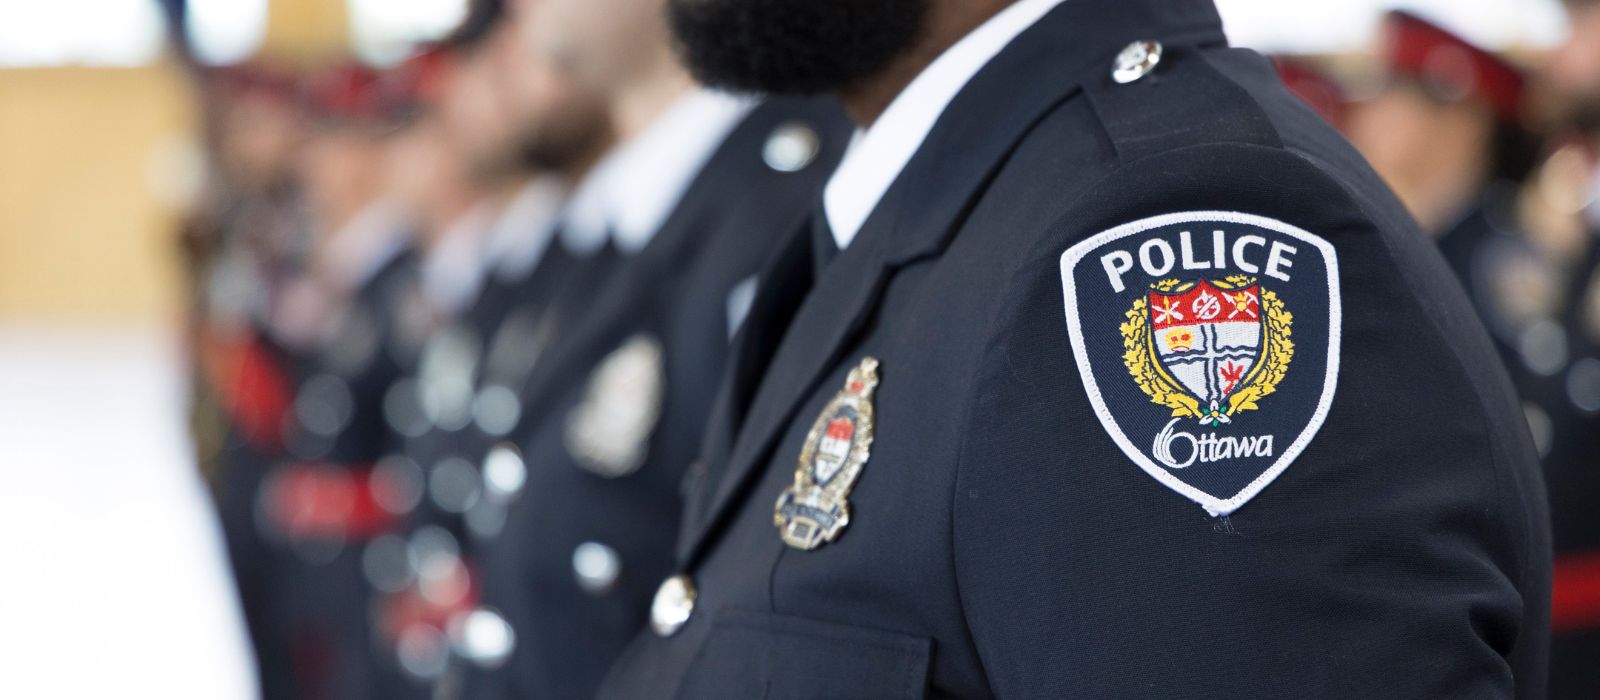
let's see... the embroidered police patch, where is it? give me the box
[1059,212,1341,516]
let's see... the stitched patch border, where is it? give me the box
[1059,211,1341,516]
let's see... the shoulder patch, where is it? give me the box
[1059,212,1340,516]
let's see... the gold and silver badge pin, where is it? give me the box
[774,357,879,550]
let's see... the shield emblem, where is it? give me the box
[1148,280,1262,424]
[814,415,856,484]
[1059,212,1340,516]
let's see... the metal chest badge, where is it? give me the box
[566,333,665,478]
[774,357,879,550]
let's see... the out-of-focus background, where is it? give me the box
[0,0,1593,698]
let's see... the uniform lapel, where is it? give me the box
[704,220,818,456]
[678,218,819,549]
[681,0,1230,565]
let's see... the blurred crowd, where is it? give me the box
[174,0,1600,698]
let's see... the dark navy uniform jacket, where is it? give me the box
[454,96,850,699]
[280,246,425,700]
[387,228,614,546]
[212,242,422,700]
[1545,235,1600,699]
[357,217,625,699]
[599,1,1551,698]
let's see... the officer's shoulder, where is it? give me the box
[1076,44,1363,178]
[729,94,854,179]
[1011,44,1411,263]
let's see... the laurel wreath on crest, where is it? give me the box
[1119,275,1294,421]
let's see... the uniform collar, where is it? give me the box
[560,88,755,256]
[420,202,497,315]
[484,175,568,281]
[823,0,1070,250]
[319,200,409,292]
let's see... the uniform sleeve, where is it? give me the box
[950,143,1548,698]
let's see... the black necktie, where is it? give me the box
[811,209,839,277]
[693,212,821,523]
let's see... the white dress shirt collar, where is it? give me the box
[823,0,1069,249]
[483,175,568,281]
[320,200,409,292]
[420,202,497,315]
[560,88,755,256]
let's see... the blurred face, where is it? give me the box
[297,126,385,230]
[440,43,521,183]
[219,93,303,189]
[500,1,612,169]
[1345,84,1493,230]
[1547,3,1600,133]
[666,0,927,94]
[529,0,667,95]
[383,116,472,226]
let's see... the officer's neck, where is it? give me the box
[837,0,1017,126]
[611,58,698,143]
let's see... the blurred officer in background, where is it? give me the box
[1272,56,1350,131]
[1532,0,1600,695]
[191,61,310,700]
[445,0,849,696]
[1346,11,1540,240]
[598,0,1549,697]
[366,0,617,687]
[187,64,308,477]
[241,61,423,700]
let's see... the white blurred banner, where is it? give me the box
[0,326,257,700]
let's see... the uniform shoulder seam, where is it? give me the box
[1083,46,1287,168]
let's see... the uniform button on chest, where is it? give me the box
[650,574,697,637]
[572,541,622,594]
[763,122,821,172]
[1112,40,1163,84]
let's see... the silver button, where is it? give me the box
[1568,357,1600,412]
[293,373,354,437]
[763,122,821,172]
[451,607,516,668]
[428,457,482,514]
[395,624,451,679]
[472,384,522,436]
[371,454,425,515]
[361,534,416,593]
[481,442,527,501]
[1112,40,1163,84]
[650,574,697,636]
[572,541,622,594]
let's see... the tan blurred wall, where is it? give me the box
[0,0,354,324]
[0,62,198,323]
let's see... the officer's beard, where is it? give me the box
[515,106,612,175]
[1567,98,1600,140]
[666,0,928,95]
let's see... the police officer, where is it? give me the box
[1345,11,1539,244]
[196,61,313,700]
[368,0,618,688]
[1271,56,1348,131]
[446,0,849,696]
[599,0,1550,697]
[203,61,420,700]
[243,60,433,699]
